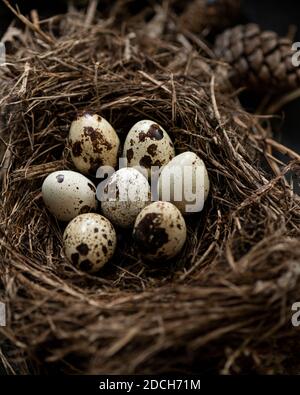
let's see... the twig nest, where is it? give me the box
[69,112,120,176]
[123,120,175,178]
[63,213,117,273]
[101,168,151,228]
[133,201,187,261]
[42,170,97,221]
[158,152,210,214]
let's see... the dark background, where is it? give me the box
[0,0,299,153]
[242,0,300,154]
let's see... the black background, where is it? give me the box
[242,0,300,154]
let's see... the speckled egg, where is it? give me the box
[158,151,210,214]
[133,201,187,261]
[42,170,97,221]
[63,213,116,273]
[123,120,175,178]
[101,168,151,228]
[69,112,120,176]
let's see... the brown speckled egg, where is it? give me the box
[123,120,175,178]
[158,151,210,214]
[133,201,186,261]
[63,213,117,273]
[69,112,120,176]
[42,170,97,221]
[101,168,151,228]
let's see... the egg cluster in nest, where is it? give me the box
[0,2,300,374]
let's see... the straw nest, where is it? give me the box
[0,1,300,374]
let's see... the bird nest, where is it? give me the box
[0,2,300,374]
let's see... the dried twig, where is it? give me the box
[2,0,55,45]
[84,0,98,27]
[266,88,300,114]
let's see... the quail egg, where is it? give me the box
[123,120,175,178]
[42,170,97,221]
[63,213,117,273]
[158,151,210,214]
[69,112,120,176]
[133,201,187,261]
[101,168,151,228]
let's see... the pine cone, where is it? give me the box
[214,23,300,93]
[179,0,241,34]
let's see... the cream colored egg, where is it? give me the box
[158,151,210,214]
[133,201,186,261]
[123,120,175,178]
[101,168,151,228]
[69,112,120,176]
[63,213,116,273]
[42,170,97,221]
